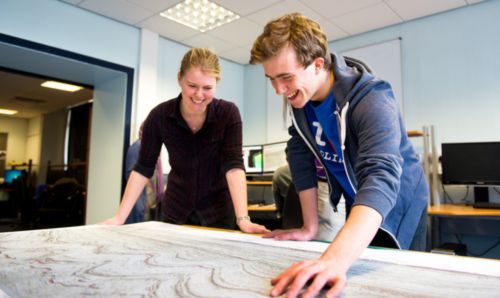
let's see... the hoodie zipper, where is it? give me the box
[337,102,357,197]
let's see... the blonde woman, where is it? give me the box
[104,48,268,234]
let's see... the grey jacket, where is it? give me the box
[287,53,428,249]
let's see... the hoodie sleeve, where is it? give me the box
[350,80,404,220]
[287,123,318,192]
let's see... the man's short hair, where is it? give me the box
[250,13,331,69]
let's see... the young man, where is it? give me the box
[250,13,428,298]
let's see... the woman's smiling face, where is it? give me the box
[178,65,217,113]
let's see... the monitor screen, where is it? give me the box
[441,142,500,185]
[4,169,22,184]
[242,145,263,174]
[262,141,287,173]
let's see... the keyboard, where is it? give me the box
[472,202,500,209]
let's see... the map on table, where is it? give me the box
[1,222,499,297]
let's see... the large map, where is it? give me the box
[1,222,499,297]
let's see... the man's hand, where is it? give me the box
[270,258,346,298]
[269,205,383,297]
[263,227,316,241]
[237,219,270,234]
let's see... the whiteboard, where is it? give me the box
[340,38,404,118]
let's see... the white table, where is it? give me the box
[1,222,499,297]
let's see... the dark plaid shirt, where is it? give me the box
[134,94,245,225]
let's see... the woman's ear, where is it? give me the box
[177,72,181,83]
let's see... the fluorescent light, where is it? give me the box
[160,0,240,32]
[41,81,83,92]
[0,108,18,115]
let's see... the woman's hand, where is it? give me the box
[263,227,317,241]
[99,215,125,225]
[270,258,346,298]
[237,218,270,234]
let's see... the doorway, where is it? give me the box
[0,33,133,227]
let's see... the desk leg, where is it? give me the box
[430,216,441,250]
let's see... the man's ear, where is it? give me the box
[314,57,325,74]
[177,72,181,84]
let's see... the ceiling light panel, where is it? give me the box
[0,108,18,115]
[160,0,240,32]
[41,81,83,92]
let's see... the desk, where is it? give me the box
[246,181,272,186]
[248,203,277,212]
[428,204,500,216]
[1,222,499,297]
[428,204,500,251]
[246,181,276,226]
[248,203,279,229]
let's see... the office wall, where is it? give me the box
[86,75,128,224]
[331,0,500,147]
[0,116,28,165]
[0,0,139,69]
[243,66,267,145]
[218,59,245,112]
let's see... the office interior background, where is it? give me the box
[1,0,499,258]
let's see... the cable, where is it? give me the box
[455,234,500,257]
[442,184,469,204]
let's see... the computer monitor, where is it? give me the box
[4,169,22,184]
[242,145,263,174]
[441,142,500,203]
[262,141,287,173]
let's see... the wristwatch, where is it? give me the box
[236,215,250,225]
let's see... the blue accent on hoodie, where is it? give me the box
[304,92,355,206]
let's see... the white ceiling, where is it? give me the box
[61,0,482,64]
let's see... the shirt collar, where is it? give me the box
[168,93,217,124]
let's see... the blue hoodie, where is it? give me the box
[287,53,429,249]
